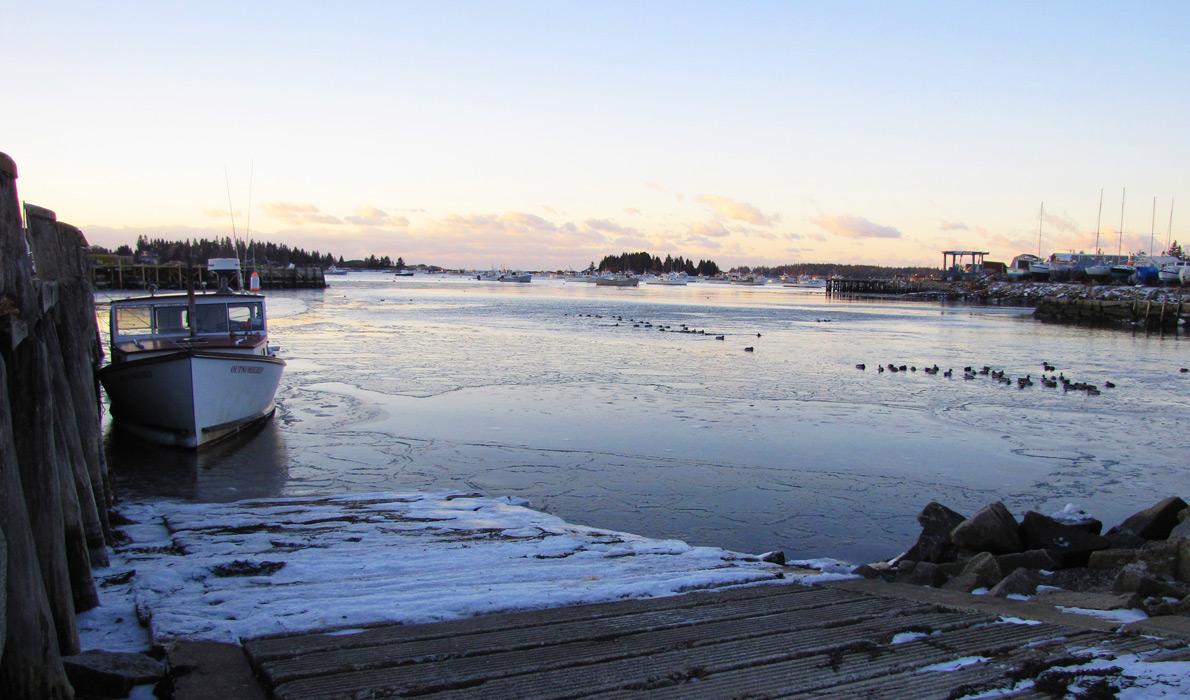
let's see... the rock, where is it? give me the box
[904,502,966,563]
[1105,531,1148,549]
[759,550,786,565]
[1087,549,1137,570]
[1106,496,1189,541]
[1136,540,1179,579]
[0,526,5,660]
[997,549,1063,575]
[1112,563,1187,599]
[1180,539,1190,583]
[62,650,166,697]
[1042,566,1117,592]
[896,560,945,587]
[851,563,886,579]
[1168,517,1190,540]
[1018,511,1109,566]
[950,502,1022,554]
[1035,589,1142,611]
[942,551,1003,592]
[990,568,1041,598]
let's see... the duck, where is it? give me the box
[744,346,754,352]
[856,363,866,370]
[943,368,953,378]
[714,335,725,340]
[1104,381,1116,389]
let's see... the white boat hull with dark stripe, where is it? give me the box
[100,350,284,449]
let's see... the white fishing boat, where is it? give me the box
[98,289,285,449]
[731,275,768,286]
[498,271,532,283]
[594,273,639,287]
[1007,254,1050,280]
[647,273,689,286]
[782,275,827,288]
[703,276,732,284]
[324,265,349,275]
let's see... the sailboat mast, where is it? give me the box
[1037,202,1044,258]
[1118,188,1126,258]
[1094,188,1103,255]
[1168,198,1175,254]
[1150,196,1156,256]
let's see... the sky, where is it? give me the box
[3,1,1189,269]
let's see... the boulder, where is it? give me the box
[997,549,1063,575]
[990,568,1041,598]
[1168,517,1190,541]
[1087,549,1137,570]
[1112,563,1186,598]
[1136,540,1179,579]
[1106,496,1188,541]
[942,551,1003,592]
[950,502,1022,554]
[759,550,786,565]
[851,563,886,580]
[62,650,165,697]
[1105,531,1148,549]
[1180,539,1190,583]
[904,502,966,563]
[1018,511,1109,566]
[896,560,945,587]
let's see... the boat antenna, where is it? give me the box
[186,240,197,340]
[1037,202,1044,258]
[1117,187,1126,258]
[223,166,244,290]
[1094,188,1103,255]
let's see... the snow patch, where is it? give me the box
[996,616,1043,626]
[81,491,792,648]
[1055,606,1149,624]
[920,655,990,672]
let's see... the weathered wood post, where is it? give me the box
[0,153,75,697]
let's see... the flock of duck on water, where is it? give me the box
[856,360,1188,395]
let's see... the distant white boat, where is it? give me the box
[1007,254,1050,280]
[1158,260,1189,284]
[498,271,532,283]
[647,273,689,286]
[325,265,348,275]
[731,275,768,286]
[782,275,826,288]
[594,273,639,287]
[703,277,732,284]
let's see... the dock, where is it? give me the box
[229,580,1189,699]
[89,258,328,290]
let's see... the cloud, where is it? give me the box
[201,208,239,219]
[624,207,641,215]
[345,205,408,227]
[681,234,723,250]
[940,221,969,231]
[263,201,342,226]
[812,215,902,239]
[696,194,780,226]
[584,218,636,236]
[1042,211,1078,234]
[689,220,731,238]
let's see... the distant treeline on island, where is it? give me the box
[92,235,404,269]
[598,252,721,276]
[735,263,937,280]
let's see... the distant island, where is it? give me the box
[597,251,721,276]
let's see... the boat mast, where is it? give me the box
[187,241,197,340]
[223,167,244,290]
[1168,197,1175,254]
[1094,188,1103,255]
[1118,187,1126,258]
[1150,196,1156,256]
[1037,202,1044,258]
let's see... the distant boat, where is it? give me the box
[1158,260,1189,284]
[1007,254,1050,280]
[498,271,532,283]
[782,275,826,288]
[594,273,639,287]
[731,275,768,286]
[392,269,415,277]
[703,277,732,284]
[325,265,348,275]
[647,273,689,286]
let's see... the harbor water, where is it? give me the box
[99,274,1188,564]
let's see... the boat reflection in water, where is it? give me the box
[104,417,290,502]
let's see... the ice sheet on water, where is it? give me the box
[81,491,800,648]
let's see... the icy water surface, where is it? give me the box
[100,274,1188,563]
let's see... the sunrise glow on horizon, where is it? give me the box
[4,1,1189,269]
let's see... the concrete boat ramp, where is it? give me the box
[206,579,1190,699]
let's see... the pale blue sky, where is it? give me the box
[3,1,1188,267]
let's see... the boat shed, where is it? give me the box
[942,250,990,280]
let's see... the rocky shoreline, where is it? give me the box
[855,497,1190,623]
[841,280,1187,307]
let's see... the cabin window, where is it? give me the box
[194,304,229,333]
[153,305,190,334]
[227,302,264,331]
[114,307,153,336]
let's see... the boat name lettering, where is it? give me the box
[231,365,264,374]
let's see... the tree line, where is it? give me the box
[597,251,721,276]
[91,236,408,269]
[735,262,937,280]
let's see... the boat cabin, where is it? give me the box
[109,293,269,362]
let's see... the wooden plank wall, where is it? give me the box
[1,152,111,697]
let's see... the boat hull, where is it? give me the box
[594,278,639,287]
[100,350,285,449]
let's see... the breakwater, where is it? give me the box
[827,278,1187,330]
[1,153,113,697]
